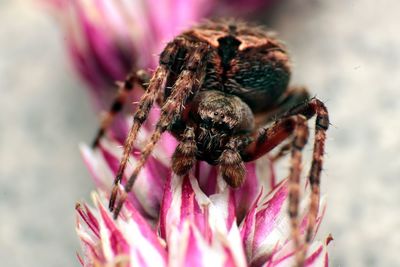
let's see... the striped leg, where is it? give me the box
[112,43,210,219]
[172,126,197,176]
[301,100,329,265]
[281,98,329,265]
[91,69,150,148]
[108,39,187,212]
[242,114,309,266]
[242,117,298,162]
[261,86,311,162]
[219,138,246,188]
[288,116,309,267]
[243,97,329,267]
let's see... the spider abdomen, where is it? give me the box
[225,50,291,112]
[191,24,291,113]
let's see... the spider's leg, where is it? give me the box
[286,98,329,265]
[255,86,310,126]
[243,98,329,267]
[242,116,298,162]
[108,40,185,212]
[91,69,151,148]
[218,138,246,188]
[112,43,210,219]
[262,86,311,162]
[172,126,197,176]
[242,115,308,266]
[288,116,309,266]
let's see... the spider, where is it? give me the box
[92,19,329,266]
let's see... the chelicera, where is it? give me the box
[92,19,329,266]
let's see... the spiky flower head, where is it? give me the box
[77,135,330,266]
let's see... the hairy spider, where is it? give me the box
[92,19,329,266]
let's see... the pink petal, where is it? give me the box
[194,157,275,222]
[233,159,274,222]
[241,178,328,266]
[266,237,331,267]
[95,196,131,256]
[240,180,288,263]
[167,222,246,267]
[80,137,170,219]
[76,203,100,239]
[159,174,210,239]
[76,193,168,266]
[80,144,112,190]
[160,173,240,242]
[197,161,218,195]
[182,226,205,267]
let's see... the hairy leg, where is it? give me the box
[289,99,329,265]
[108,39,186,212]
[112,43,211,218]
[91,69,151,148]
[242,117,297,162]
[219,138,246,188]
[253,86,310,162]
[288,116,309,267]
[172,126,197,175]
[243,97,329,267]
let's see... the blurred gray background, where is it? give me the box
[1,0,399,266]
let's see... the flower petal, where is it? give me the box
[80,136,170,219]
[265,236,331,267]
[240,178,328,266]
[159,172,249,266]
[168,221,246,267]
[233,158,275,222]
[76,192,167,266]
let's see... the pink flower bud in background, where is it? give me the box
[43,0,275,108]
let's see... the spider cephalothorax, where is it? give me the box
[172,89,255,187]
[92,19,329,267]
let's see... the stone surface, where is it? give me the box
[1,0,399,266]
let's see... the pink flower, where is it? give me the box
[43,1,330,265]
[76,126,330,266]
[43,0,275,107]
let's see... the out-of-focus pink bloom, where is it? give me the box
[217,0,274,16]
[76,120,330,266]
[43,0,275,107]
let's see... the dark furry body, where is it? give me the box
[168,20,291,166]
